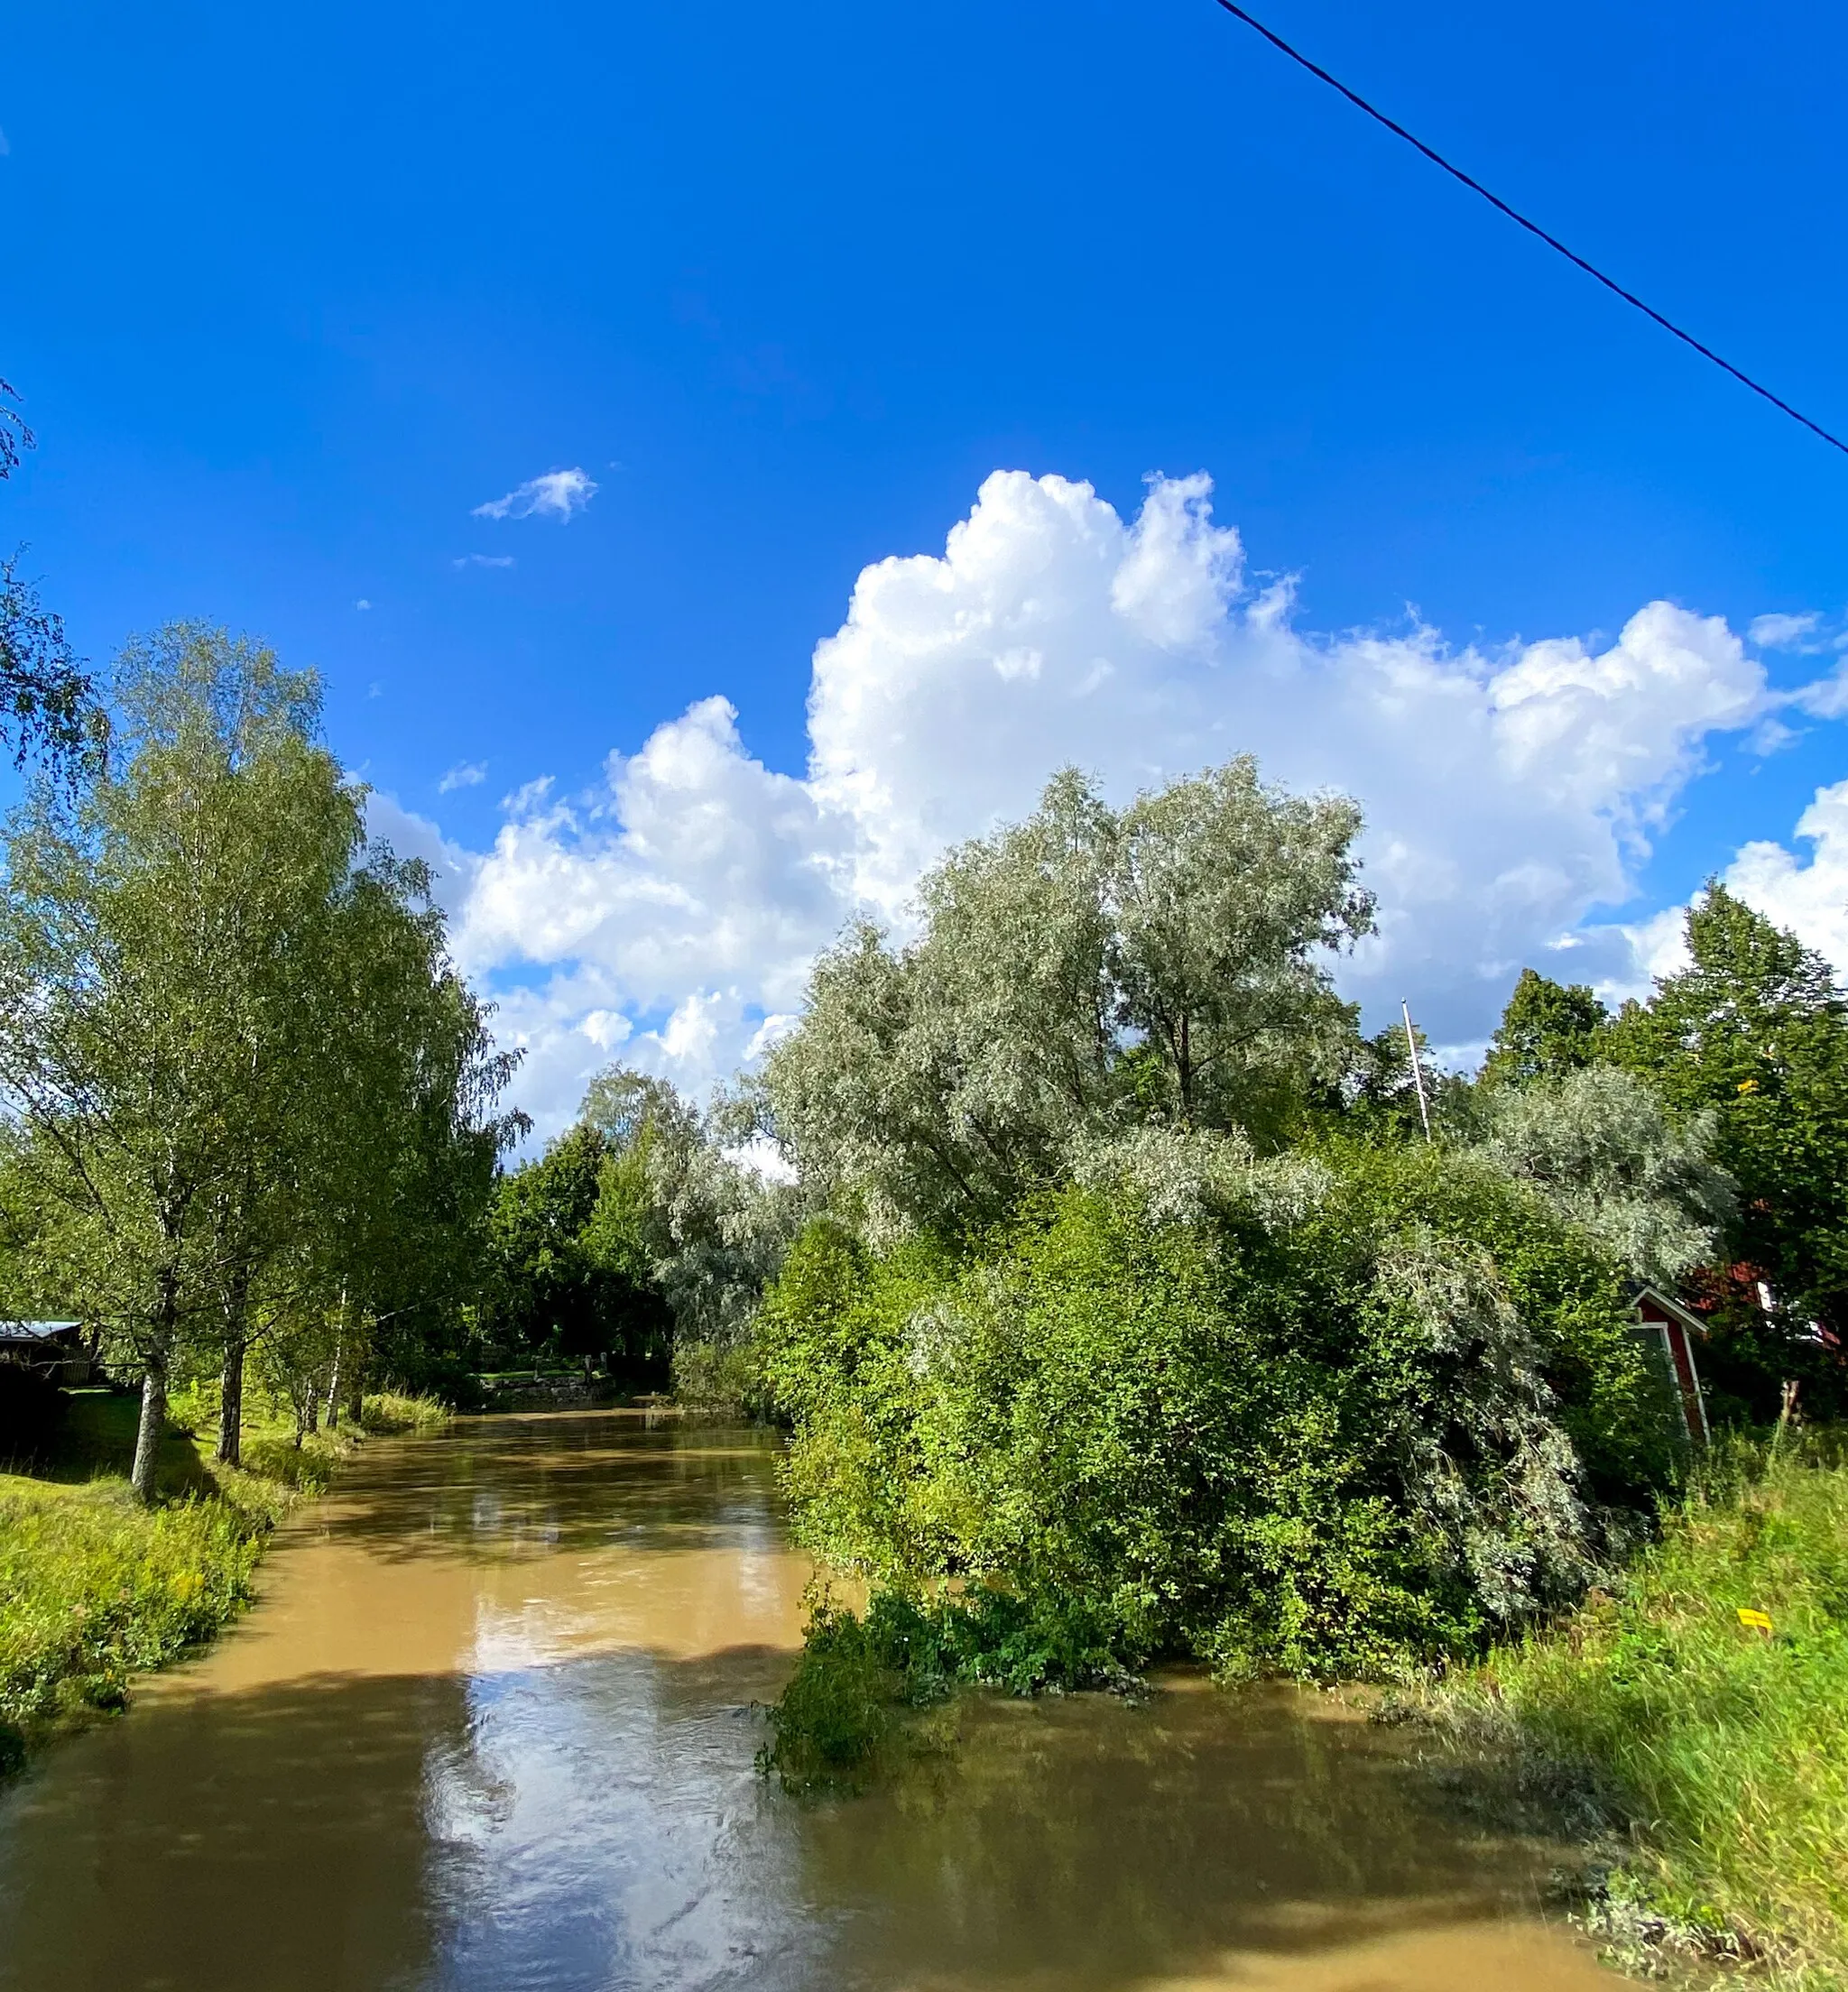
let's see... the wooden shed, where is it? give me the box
[0,1320,93,1388]
[1631,1284,1711,1445]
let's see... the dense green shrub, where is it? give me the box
[760,1586,1132,1791]
[759,1139,1684,1682]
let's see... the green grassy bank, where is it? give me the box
[1443,1433,1848,1988]
[0,1386,447,1774]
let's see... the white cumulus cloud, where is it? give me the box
[471,467,598,523]
[1716,780,1848,972]
[407,468,1806,1139]
[438,761,488,794]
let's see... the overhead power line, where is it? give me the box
[1206,0,1848,459]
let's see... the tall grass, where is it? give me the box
[0,1480,262,1771]
[1452,1433,1848,1987]
[360,1389,451,1436]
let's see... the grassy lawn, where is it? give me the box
[0,1384,447,1774]
[1445,1434,1848,1988]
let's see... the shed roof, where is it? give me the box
[1630,1283,1708,1339]
[0,1320,82,1345]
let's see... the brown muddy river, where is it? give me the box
[0,1411,1613,1992]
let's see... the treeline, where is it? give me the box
[0,628,521,1500]
[471,1066,797,1397]
[515,757,1846,1692]
[443,749,1848,1682]
[1483,904,1848,1423]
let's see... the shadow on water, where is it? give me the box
[0,1411,1612,1992]
[310,1414,793,1563]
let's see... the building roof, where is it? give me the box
[1630,1283,1708,1339]
[0,1320,82,1345]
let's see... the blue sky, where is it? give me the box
[5,0,1847,1128]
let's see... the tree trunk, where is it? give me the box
[132,1271,181,1506]
[217,1337,245,1466]
[130,1351,169,1506]
[217,1264,251,1466]
[325,1286,360,1429]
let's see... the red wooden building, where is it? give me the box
[1632,1284,1711,1445]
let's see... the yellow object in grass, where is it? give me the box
[1736,1606,1772,1633]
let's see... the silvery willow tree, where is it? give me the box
[763,760,1373,1240]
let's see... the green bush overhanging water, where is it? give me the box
[757,1139,1686,1692]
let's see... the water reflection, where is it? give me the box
[0,1412,1609,1992]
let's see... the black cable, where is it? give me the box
[1207,0,1848,459]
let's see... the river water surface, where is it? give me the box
[0,1411,1614,1992]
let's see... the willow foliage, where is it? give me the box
[759,1138,1681,1679]
[763,761,1372,1243]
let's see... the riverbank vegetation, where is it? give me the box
[1440,1434,1848,1987]
[0,626,521,1494]
[0,1383,448,1773]
[0,608,504,1760]
[543,760,1845,1961]
[0,1475,260,1775]
[741,767,1739,1677]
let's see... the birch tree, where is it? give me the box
[0,629,327,1497]
[0,627,517,1491]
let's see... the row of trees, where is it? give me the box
[474,1065,796,1397]
[496,760,1845,1446]
[1479,887,1848,1422]
[0,628,520,1499]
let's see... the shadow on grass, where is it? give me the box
[1,1387,210,1498]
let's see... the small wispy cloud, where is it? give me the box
[0,129,11,158]
[472,466,598,522]
[1751,611,1825,652]
[453,553,516,569]
[355,597,373,611]
[439,761,488,794]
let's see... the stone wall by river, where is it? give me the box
[0,1411,1612,1992]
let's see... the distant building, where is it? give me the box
[1631,1285,1710,1445]
[0,1321,94,1388]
